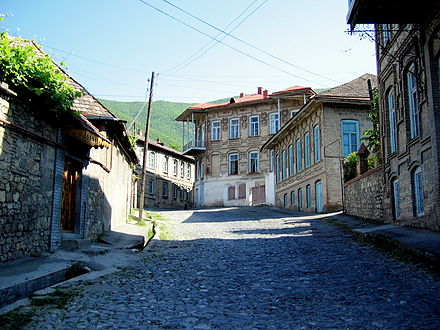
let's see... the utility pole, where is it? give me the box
[138,72,155,221]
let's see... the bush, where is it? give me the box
[343,152,359,182]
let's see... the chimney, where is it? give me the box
[263,90,268,98]
[257,87,263,95]
[156,138,163,146]
[239,93,244,98]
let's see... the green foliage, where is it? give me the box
[343,152,359,182]
[99,99,195,151]
[362,88,381,154]
[0,32,82,114]
[367,153,379,170]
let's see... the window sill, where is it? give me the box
[229,137,240,140]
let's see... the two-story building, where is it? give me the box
[135,138,195,209]
[176,86,314,207]
[347,0,440,230]
[262,74,375,212]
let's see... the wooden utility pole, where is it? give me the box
[138,72,155,221]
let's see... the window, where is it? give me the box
[249,151,259,173]
[296,139,302,172]
[148,179,155,195]
[162,182,169,198]
[180,188,184,201]
[288,145,294,176]
[173,159,178,176]
[314,125,321,162]
[304,132,311,168]
[382,24,391,46]
[229,153,239,175]
[306,185,312,209]
[269,150,274,172]
[172,184,178,199]
[200,163,204,180]
[269,113,280,134]
[291,110,299,118]
[282,150,287,180]
[341,120,360,156]
[290,191,295,207]
[148,152,156,168]
[187,164,191,180]
[298,188,303,211]
[163,156,169,173]
[275,154,280,183]
[392,179,401,219]
[315,181,323,212]
[230,118,239,139]
[249,116,259,136]
[283,193,288,208]
[211,121,220,141]
[407,65,419,138]
[387,89,397,154]
[413,167,424,216]
[180,162,184,178]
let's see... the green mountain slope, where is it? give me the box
[99,99,195,151]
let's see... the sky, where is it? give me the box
[1,0,377,104]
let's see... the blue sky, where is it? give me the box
[2,0,376,103]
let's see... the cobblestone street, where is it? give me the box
[26,207,440,329]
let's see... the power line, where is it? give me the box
[157,0,341,84]
[161,0,266,75]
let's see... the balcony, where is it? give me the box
[347,0,437,26]
[183,139,206,156]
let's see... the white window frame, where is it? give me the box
[173,159,178,176]
[413,167,424,216]
[180,161,185,178]
[249,116,259,137]
[186,164,191,180]
[269,113,280,134]
[304,132,311,168]
[163,155,169,173]
[229,118,239,139]
[314,125,321,162]
[229,153,239,175]
[148,151,156,169]
[249,151,259,173]
[407,65,419,139]
[341,120,360,156]
[211,120,221,141]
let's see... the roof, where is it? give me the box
[270,86,313,96]
[137,138,194,163]
[187,93,270,111]
[315,73,377,100]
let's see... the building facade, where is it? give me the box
[348,1,440,230]
[262,75,375,212]
[176,87,314,207]
[135,139,195,209]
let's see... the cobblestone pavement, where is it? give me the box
[25,207,440,329]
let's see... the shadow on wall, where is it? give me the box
[85,176,112,240]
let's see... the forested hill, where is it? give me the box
[99,99,195,151]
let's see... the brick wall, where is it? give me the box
[343,166,384,221]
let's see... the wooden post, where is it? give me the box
[138,72,155,221]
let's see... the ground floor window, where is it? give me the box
[306,185,312,209]
[413,167,424,216]
[162,182,169,198]
[290,191,295,208]
[148,179,155,195]
[283,193,288,208]
[298,188,303,211]
[392,179,400,219]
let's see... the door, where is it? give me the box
[252,185,266,205]
[61,158,82,233]
[315,181,323,213]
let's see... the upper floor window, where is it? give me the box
[413,167,424,216]
[275,154,280,183]
[341,120,360,156]
[387,89,397,153]
[230,118,240,139]
[296,139,302,172]
[148,151,156,168]
[211,121,220,141]
[382,24,391,46]
[407,65,419,139]
[187,163,191,180]
[281,150,287,180]
[304,132,311,168]
[288,145,294,176]
[249,116,260,137]
[173,159,178,176]
[314,125,321,162]
[291,110,299,118]
[229,153,239,175]
[180,161,185,178]
[249,151,259,173]
[269,113,280,134]
[163,155,169,173]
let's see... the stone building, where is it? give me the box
[135,138,195,209]
[348,0,440,230]
[262,75,375,212]
[176,86,314,207]
[0,41,137,262]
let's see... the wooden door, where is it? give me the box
[61,158,82,233]
[252,185,266,205]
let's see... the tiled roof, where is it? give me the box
[317,73,377,99]
[270,86,311,96]
[138,138,194,162]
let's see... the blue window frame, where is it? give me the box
[298,188,303,211]
[230,118,239,139]
[290,191,295,207]
[304,132,311,167]
[275,154,280,183]
[392,179,400,219]
[315,181,323,212]
[413,167,424,216]
[249,116,259,137]
[296,139,302,172]
[341,120,360,156]
[211,121,220,141]
[314,125,321,162]
[407,65,419,139]
[288,145,294,176]
[306,184,312,208]
[388,90,397,153]
[282,150,287,180]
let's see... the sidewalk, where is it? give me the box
[0,222,154,311]
[326,212,440,269]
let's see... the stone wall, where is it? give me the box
[0,88,57,262]
[343,166,384,221]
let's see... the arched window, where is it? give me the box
[283,193,288,208]
[391,178,400,219]
[412,167,424,216]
